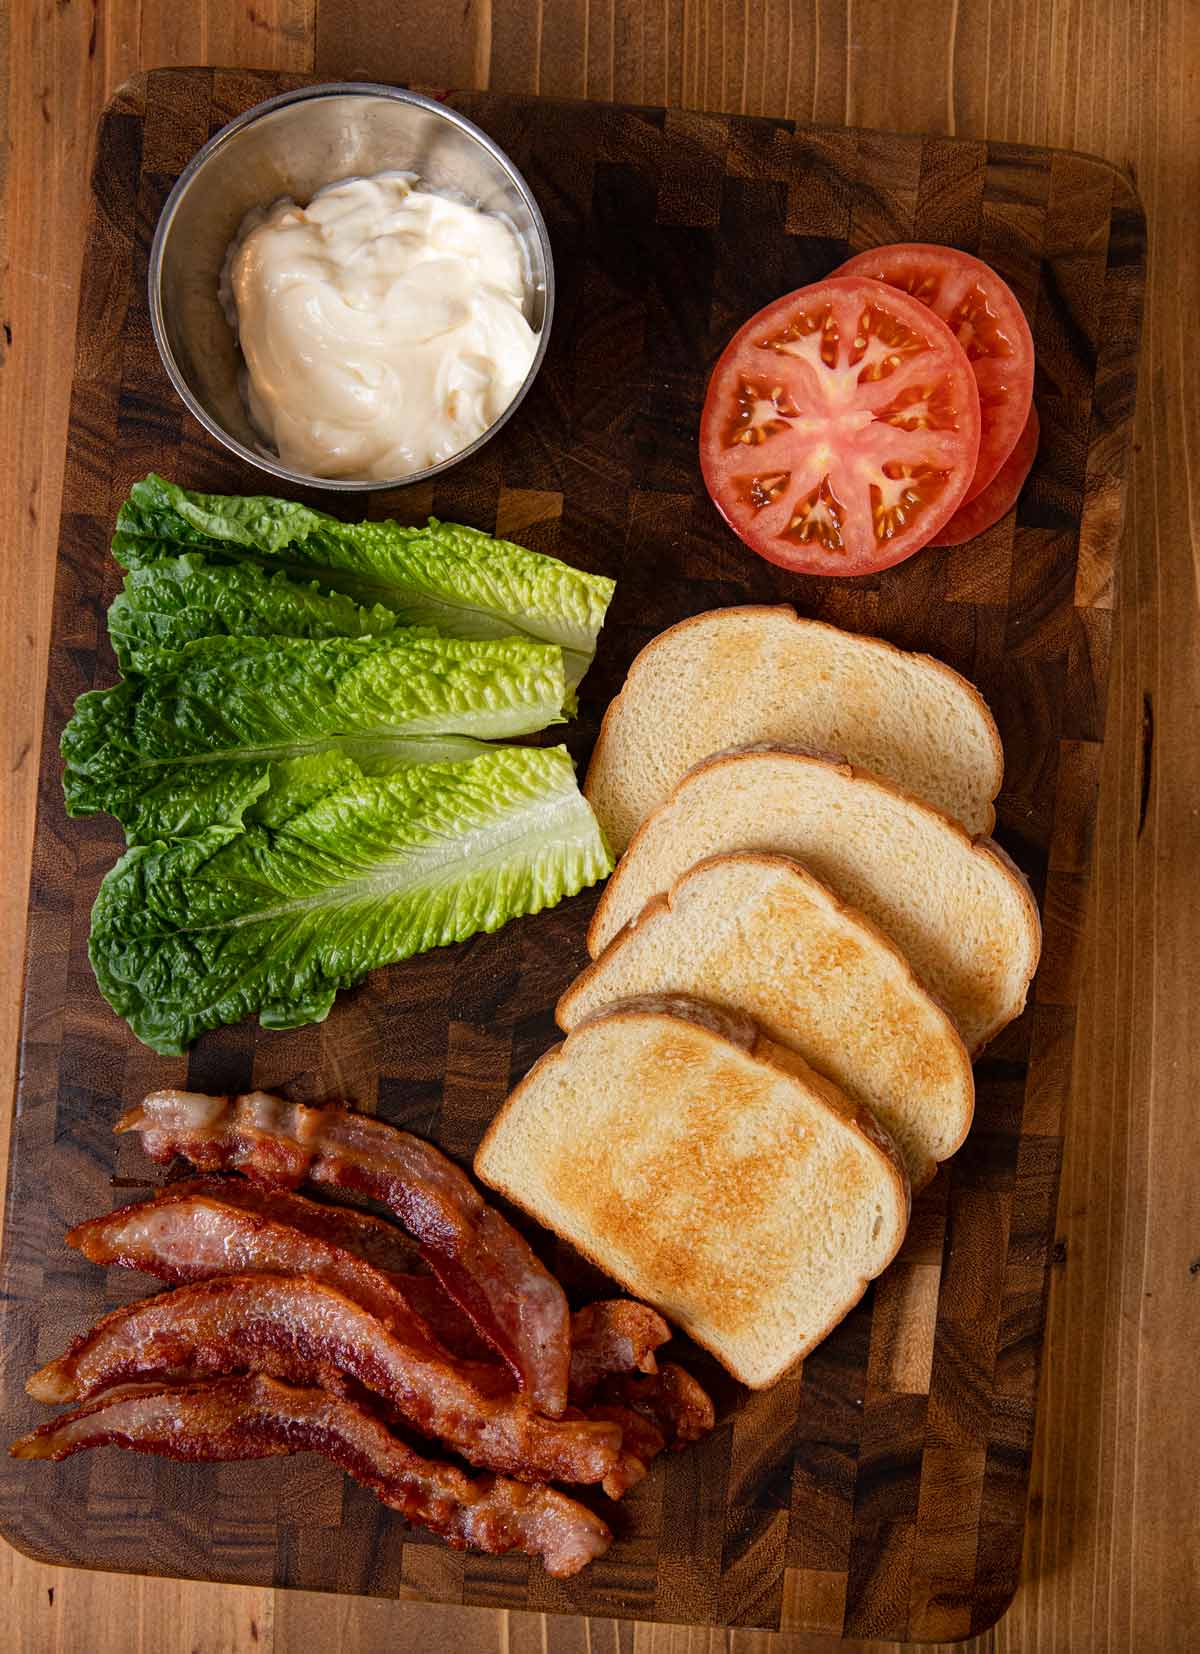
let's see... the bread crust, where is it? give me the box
[568,988,760,1052]
[583,605,1005,844]
[560,850,976,1188]
[475,1000,911,1390]
[587,745,1042,1053]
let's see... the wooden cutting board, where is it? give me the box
[0,68,1145,1642]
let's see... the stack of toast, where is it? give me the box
[476,606,1041,1388]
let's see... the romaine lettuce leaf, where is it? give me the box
[113,475,615,685]
[108,554,402,669]
[88,744,613,1054]
[62,632,565,843]
[68,730,496,845]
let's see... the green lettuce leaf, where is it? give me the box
[108,554,403,670]
[62,632,565,843]
[69,730,497,845]
[88,744,613,1054]
[113,475,615,685]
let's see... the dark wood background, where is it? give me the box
[0,66,1145,1644]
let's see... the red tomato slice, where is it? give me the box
[700,276,981,576]
[834,244,1035,502]
[930,405,1039,547]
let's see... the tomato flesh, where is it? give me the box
[930,405,1040,547]
[833,244,1035,502]
[700,276,981,576]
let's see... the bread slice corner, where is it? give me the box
[475,994,910,1389]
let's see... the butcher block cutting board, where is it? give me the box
[0,69,1146,1642]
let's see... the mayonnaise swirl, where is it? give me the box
[224,173,539,481]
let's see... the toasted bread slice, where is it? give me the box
[588,749,1041,1053]
[475,995,909,1388]
[559,853,973,1190]
[583,606,1003,850]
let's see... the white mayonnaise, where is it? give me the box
[224,173,539,481]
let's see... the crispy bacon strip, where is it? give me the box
[175,1190,669,1411]
[568,1301,671,1401]
[26,1274,619,1487]
[75,1177,672,1388]
[577,1356,717,1488]
[117,1092,570,1416]
[10,1376,610,1576]
[390,1283,671,1398]
[66,1186,453,1355]
[161,1177,423,1275]
[67,1184,702,1468]
[608,1362,716,1447]
[398,1274,495,1360]
[589,1401,667,1495]
[154,1178,498,1356]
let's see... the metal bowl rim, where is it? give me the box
[147,80,556,494]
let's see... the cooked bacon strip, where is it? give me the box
[26,1274,619,1487]
[168,1187,669,1404]
[159,1178,499,1357]
[117,1091,570,1416]
[398,1274,496,1360]
[568,1301,671,1401]
[66,1186,454,1355]
[576,1365,714,1491]
[357,1268,669,1400]
[162,1177,423,1275]
[67,1183,700,1463]
[587,1402,667,1498]
[10,1376,610,1576]
[607,1362,716,1447]
[391,1286,671,1397]
[178,1191,665,1409]
[92,1180,663,1383]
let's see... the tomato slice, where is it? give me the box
[930,404,1039,547]
[699,276,981,576]
[833,243,1034,502]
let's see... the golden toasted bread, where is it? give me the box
[475,995,910,1389]
[584,606,1003,850]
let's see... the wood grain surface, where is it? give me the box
[3,64,1140,1639]
[0,5,1195,1653]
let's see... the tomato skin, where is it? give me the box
[833,244,1035,502]
[700,275,981,578]
[930,405,1039,547]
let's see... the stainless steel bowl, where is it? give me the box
[148,83,554,493]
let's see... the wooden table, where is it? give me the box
[1,5,1196,1651]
